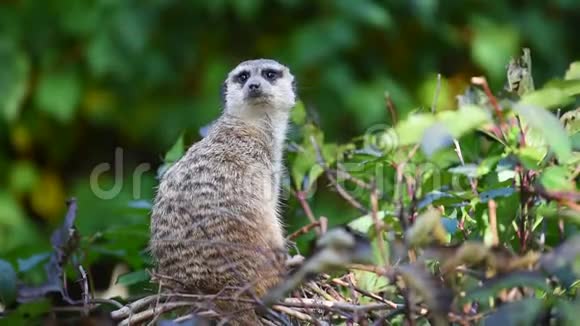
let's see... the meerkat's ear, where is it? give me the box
[220,81,228,108]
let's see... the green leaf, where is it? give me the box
[556,299,580,326]
[520,87,574,109]
[517,146,546,169]
[539,235,580,287]
[565,61,580,80]
[348,211,388,234]
[440,105,492,137]
[420,123,454,157]
[540,166,574,191]
[17,253,50,273]
[513,104,572,162]
[483,298,544,326]
[397,105,490,146]
[35,68,82,122]
[290,124,334,191]
[478,187,515,203]
[291,101,307,125]
[522,79,580,109]
[571,133,580,151]
[441,217,458,234]
[405,208,447,246]
[116,269,150,286]
[1,299,51,324]
[353,269,389,294]
[466,271,550,302]
[417,191,464,209]
[477,155,502,176]
[164,132,185,163]
[395,114,435,145]
[0,259,17,305]
[544,79,580,97]
[0,43,29,122]
[448,164,479,178]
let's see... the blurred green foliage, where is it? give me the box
[1,0,580,310]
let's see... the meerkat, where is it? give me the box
[150,59,296,325]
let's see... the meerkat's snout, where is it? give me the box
[245,78,266,99]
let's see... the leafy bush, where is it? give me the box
[1,49,578,325]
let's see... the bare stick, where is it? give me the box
[119,302,199,326]
[395,144,420,231]
[385,92,399,124]
[488,200,499,246]
[335,168,381,196]
[295,190,320,235]
[287,220,321,240]
[347,264,389,276]
[453,139,478,195]
[111,295,158,320]
[327,277,399,309]
[431,73,442,114]
[319,216,328,234]
[516,115,527,147]
[306,282,336,302]
[471,76,504,122]
[370,183,388,264]
[280,298,393,313]
[272,305,313,322]
[310,135,369,213]
[78,265,89,316]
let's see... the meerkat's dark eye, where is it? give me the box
[263,69,280,81]
[236,71,250,83]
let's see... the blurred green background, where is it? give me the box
[1,0,579,265]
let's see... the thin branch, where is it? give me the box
[370,183,388,264]
[326,276,400,309]
[488,200,499,246]
[471,76,504,122]
[431,73,442,114]
[78,265,89,316]
[287,220,321,240]
[453,139,478,195]
[119,301,199,326]
[280,298,393,313]
[347,264,389,276]
[395,144,420,231]
[111,295,158,320]
[516,115,527,147]
[385,92,399,124]
[272,305,313,322]
[295,190,320,235]
[335,168,379,194]
[310,135,369,213]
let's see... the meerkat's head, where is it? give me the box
[221,59,297,118]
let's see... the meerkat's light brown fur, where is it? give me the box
[150,59,296,324]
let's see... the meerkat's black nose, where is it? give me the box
[248,82,261,90]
